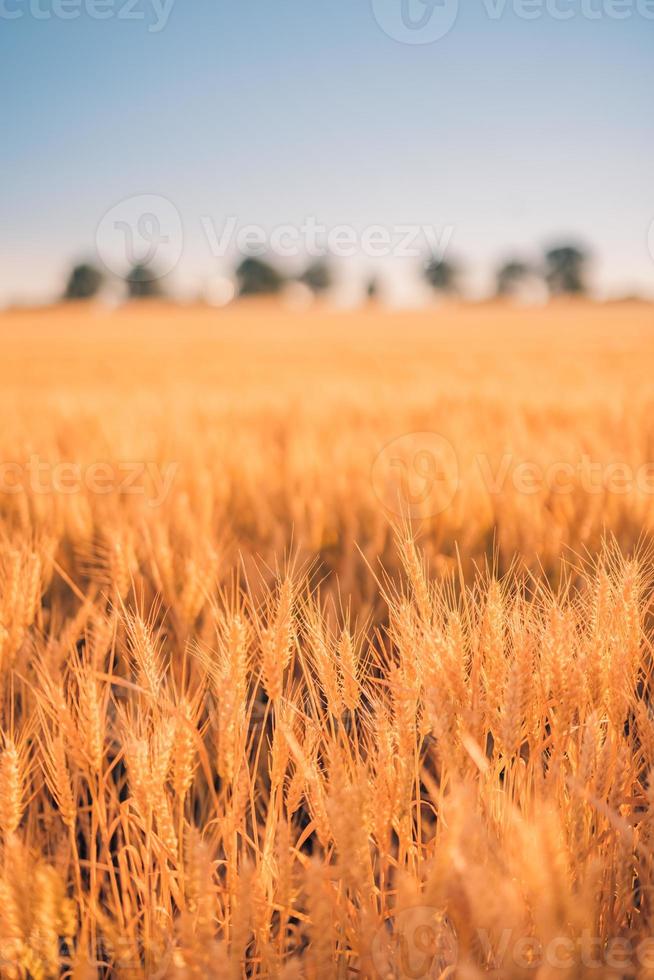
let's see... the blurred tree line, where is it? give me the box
[63,243,590,304]
[64,262,164,301]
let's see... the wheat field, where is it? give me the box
[2,299,654,978]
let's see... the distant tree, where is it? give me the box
[424,257,459,295]
[126,264,163,299]
[496,260,532,297]
[298,258,332,295]
[544,245,588,296]
[236,256,284,297]
[64,263,104,301]
[365,277,380,302]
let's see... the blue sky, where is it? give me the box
[1,0,653,303]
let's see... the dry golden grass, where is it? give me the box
[1,299,654,977]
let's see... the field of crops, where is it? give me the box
[2,299,654,977]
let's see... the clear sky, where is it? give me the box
[2,0,653,304]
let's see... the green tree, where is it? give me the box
[365,277,380,301]
[298,258,332,295]
[544,245,588,296]
[496,260,532,297]
[424,257,459,295]
[64,263,104,300]
[236,257,284,297]
[126,264,163,299]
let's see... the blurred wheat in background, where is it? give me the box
[2,301,654,977]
